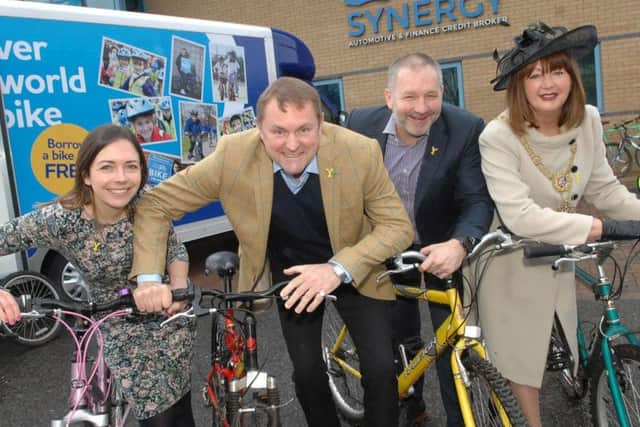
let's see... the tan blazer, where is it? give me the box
[131,122,413,300]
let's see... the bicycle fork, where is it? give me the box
[452,337,512,427]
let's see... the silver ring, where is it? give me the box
[318,291,326,298]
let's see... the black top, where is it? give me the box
[267,173,333,283]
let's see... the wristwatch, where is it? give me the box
[330,262,349,283]
[454,236,478,255]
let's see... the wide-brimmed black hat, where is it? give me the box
[491,22,598,91]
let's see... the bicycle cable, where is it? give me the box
[613,238,640,299]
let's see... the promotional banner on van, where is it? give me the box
[0,13,270,225]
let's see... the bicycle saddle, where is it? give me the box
[205,251,240,278]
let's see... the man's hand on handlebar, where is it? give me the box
[419,239,466,279]
[280,263,341,314]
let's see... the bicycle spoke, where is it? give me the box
[592,344,640,427]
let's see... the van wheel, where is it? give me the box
[44,254,89,301]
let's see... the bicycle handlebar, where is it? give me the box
[160,281,291,327]
[380,218,639,280]
[17,287,193,318]
[18,288,137,317]
[172,280,288,304]
[377,228,517,282]
[523,243,572,259]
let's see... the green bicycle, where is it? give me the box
[522,219,640,426]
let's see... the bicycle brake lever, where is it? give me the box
[160,307,196,327]
[376,264,420,284]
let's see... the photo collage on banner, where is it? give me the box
[98,34,257,171]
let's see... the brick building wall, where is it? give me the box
[145,0,639,123]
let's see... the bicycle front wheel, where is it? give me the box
[591,344,640,426]
[1,271,62,346]
[321,301,364,423]
[605,143,632,177]
[460,350,528,427]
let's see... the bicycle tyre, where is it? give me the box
[460,349,528,427]
[321,302,364,422]
[590,344,640,426]
[605,143,632,177]
[1,271,62,346]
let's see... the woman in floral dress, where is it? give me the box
[0,124,196,426]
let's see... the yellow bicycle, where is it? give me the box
[321,231,528,426]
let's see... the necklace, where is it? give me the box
[519,137,577,213]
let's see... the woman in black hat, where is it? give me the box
[476,22,640,426]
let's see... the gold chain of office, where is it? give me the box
[519,137,577,213]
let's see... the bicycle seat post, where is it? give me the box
[205,251,239,309]
[204,251,240,360]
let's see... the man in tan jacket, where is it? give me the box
[130,77,413,427]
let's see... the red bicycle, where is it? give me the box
[164,251,289,427]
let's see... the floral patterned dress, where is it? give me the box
[0,201,196,420]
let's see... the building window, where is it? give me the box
[314,78,345,123]
[577,45,602,111]
[441,62,464,108]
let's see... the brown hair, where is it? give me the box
[56,124,148,210]
[387,52,443,89]
[256,77,322,124]
[506,51,586,136]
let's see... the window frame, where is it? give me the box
[440,62,465,109]
[313,78,346,112]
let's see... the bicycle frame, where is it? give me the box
[327,283,513,427]
[578,261,639,427]
[207,306,280,427]
[196,252,282,427]
[52,312,131,427]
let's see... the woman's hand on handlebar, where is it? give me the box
[280,263,341,314]
[0,289,21,325]
[133,282,173,313]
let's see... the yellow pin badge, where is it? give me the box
[430,146,439,156]
[326,167,335,178]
